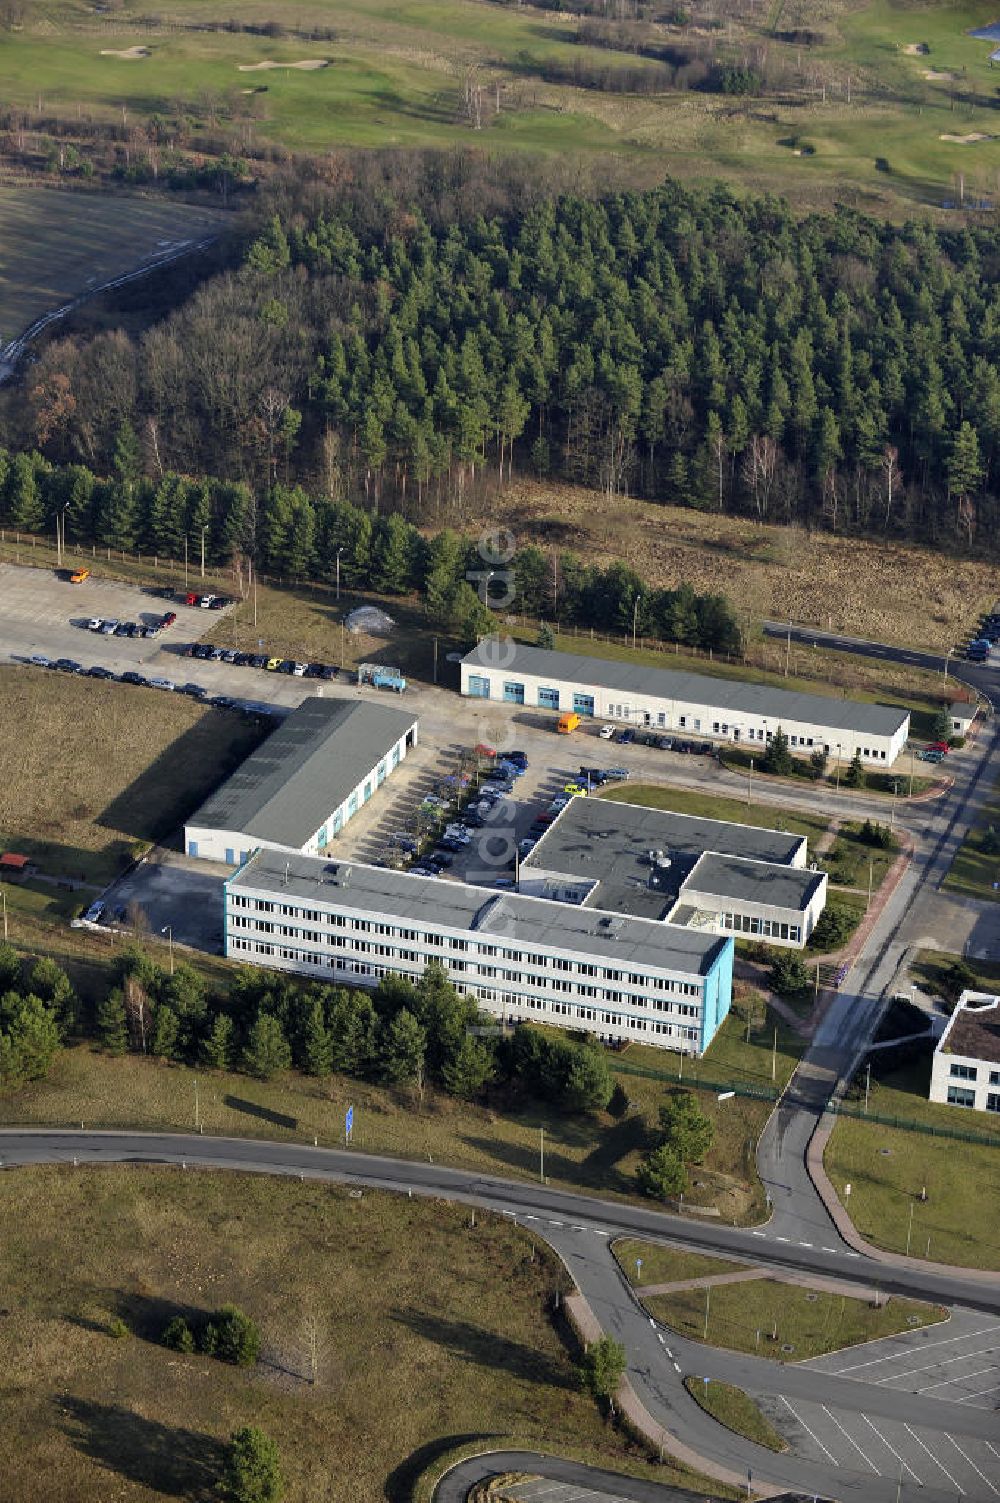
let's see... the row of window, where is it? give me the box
[719,913,803,942]
[230,937,703,1043]
[950,1062,1000,1084]
[229,897,703,996]
[947,1084,1000,1112]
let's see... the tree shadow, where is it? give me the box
[391,1309,573,1389]
[460,1132,634,1194]
[580,1112,649,1175]
[383,1432,498,1503]
[59,1397,227,1500]
[108,1290,201,1344]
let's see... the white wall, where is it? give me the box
[462,664,907,765]
[671,872,827,949]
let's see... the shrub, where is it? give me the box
[162,1316,195,1353]
[211,1305,261,1367]
[107,1316,130,1340]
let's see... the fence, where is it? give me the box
[612,1058,779,1103]
[828,1097,1000,1149]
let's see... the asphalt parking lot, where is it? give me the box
[101,853,229,955]
[759,1312,1000,1498]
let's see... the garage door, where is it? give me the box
[467,674,491,698]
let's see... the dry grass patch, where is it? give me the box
[614,1240,749,1287]
[0,664,265,882]
[684,1378,787,1454]
[0,1166,727,1503]
[470,480,993,650]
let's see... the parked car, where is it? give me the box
[474,742,497,758]
[616,727,636,745]
[209,596,231,610]
[149,678,176,692]
[928,741,950,755]
[291,662,308,677]
[160,611,177,628]
[54,658,82,673]
[113,622,132,637]
[603,767,630,782]
[83,900,105,924]
[249,654,269,670]
[598,724,615,740]
[321,665,339,681]
[86,666,114,679]
[179,682,206,697]
[199,595,217,609]
[120,671,148,686]
[437,837,465,853]
[185,591,200,606]
[919,749,944,763]
[303,663,325,679]
[29,654,53,668]
[266,657,282,671]
[69,567,90,584]
[99,619,119,635]
[430,850,454,868]
[85,618,103,632]
[579,767,608,786]
[210,695,236,709]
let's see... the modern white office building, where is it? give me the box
[461,641,910,765]
[225,847,735,1054]
[519,796,826,949]
[185,697,418,865]
[929,991,1000,1115]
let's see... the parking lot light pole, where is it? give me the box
[747,757,753,806]
[200,525,209,580]
[1,885,6,941]
[835,743,842,793]
[160,924,174,975]
[183,536,189,590]
[632,595,642,650]
[336,546,344,603]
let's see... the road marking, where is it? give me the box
[752,1231,766,1238]
[946,1434,1000,1497]
[798,1241,813,1248]
[860,1415,921,1484]
[656,1333,665,1345]
[649,1317,656,1327]
[821,1406,880,1472]
[775,1235,789,1242]
[665,1349,673,1359]
[592,1229,609,1237]
[779,1398,838,1466]
[877,1344,1000,1385]
[986,1443,1000,1463]
[918,1363,999,1394]
[845,1251,860,1257]
[834,1322,1000,1375]
[548,1220,563,1227]
[523,1214,537,1221]
[822,1247,838,1254]
[904,1425,965,1494]
[572,1224,587,1231]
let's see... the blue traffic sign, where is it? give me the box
[345,1105,354,1139]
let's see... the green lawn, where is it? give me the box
[943,775,1000,904]
[825,1056,1000,1270]
[615,1240,749,1287]
[0,1166,737,1502]
[646,1280,944,1360]
[824,823,900,891]
[684,1378,787,1454]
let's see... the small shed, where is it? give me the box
[949,701,977,736]
[0,852,31,879]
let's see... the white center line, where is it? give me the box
[861,1415,921,1485]
[752,1231,766,1238]
[572,1225,586,1232]
[821,1407,880,1473]
[548,1220,563,1227]
[799,1241,813,1248]
[673,1360,681,1373]
[656,1333,665,1346]
[523,1214,537,1221]
[946,1434,1000,1497]
[775,1235,789,1243]
[665,1348,673,1359]
[593,1229,609,1237]
[904,1425,964,1495]
[822,1247,838,1253]
[780,1397,838,1466]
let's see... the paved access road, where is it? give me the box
[761,621,997,706]
[2,1130,999,1503]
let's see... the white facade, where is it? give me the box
[671,862,828,950]
[929,992,1000,1115]
[949,702,977,736]
[462,643,909,765]
[225,851,735,1054]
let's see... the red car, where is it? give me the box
[928,741,950,755]
[185,591,199,606]
[160,611,177,628]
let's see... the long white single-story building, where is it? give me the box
[519,796,826,949]
[461,641,910,765]
[185,697,418,865]
[929,991,1000,1115]
[225,847,735,1054]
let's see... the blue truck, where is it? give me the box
[357,662,407,693]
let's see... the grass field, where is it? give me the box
[615,1241,749,1287]
[0,1003,795,1223]
[0,1166,734,1502]
[942,774,1000,903]
[683,1378,787,1454]
[0,188,224,353]
[483,480,997,652]
[825,1056,1000,1269]
[645,1280,944,1360]
[0,664,264,885]
[6,0,1000,211]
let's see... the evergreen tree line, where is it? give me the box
[0,447,742,651]
[19,177,1000,546]
[0,943,77,1086]
[89,946,616,1113]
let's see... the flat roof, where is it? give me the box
[230,848,728,977]
[682,852,824,912]
[464,641,909,739]
[522,796,805,919]
[938,991,1000,1066]
[188,697,416,848]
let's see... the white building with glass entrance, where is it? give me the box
[461,641,909,765]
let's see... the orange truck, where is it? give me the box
[556,712,581,734]
[69,567,91,584]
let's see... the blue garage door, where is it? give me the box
[573,693,595,716]
[538,686,560,710]
[467,674,491,699]
[225,847,235,865]
[187,839,199,857]
[503,681,525,704]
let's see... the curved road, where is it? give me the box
[3,1129,999,1503]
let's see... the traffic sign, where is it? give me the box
[345,1104,354,1142]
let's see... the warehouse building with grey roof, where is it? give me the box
[185,697,417,865]
[462,641,910,765]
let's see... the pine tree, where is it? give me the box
[201,1013,234,1071]
[96,988,128,1055]
[763,726,793,775]
[241,1014,291,1080]
[844,749,866,788]
[380,1008,426,1086]
[151,1003,180,1061]
[301,996,332,1077]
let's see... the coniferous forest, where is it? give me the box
[10,170,1000,556]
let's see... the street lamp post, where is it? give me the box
[748,757,753,807]
[56,504,69,567]
[336,546,344,603]
[160,924,174,976]
[200,525,209,580]
[183,536,189,590]
[891,780,899,830]
[1,884,6,942]
[632,595,642,650]
[835,744,842,793]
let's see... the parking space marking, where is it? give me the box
[779,1398,839,1466]
[821,1407,880,1472]
[958,1383,1000,1405]
[831,1323,1000,1376]
[918,1363,999,1395]
[860,1416,921,1485]
[946,1434,1000,1497]
[986,1443,1000,1463]
[875,1347,1000,1385]
[904,1425,965,1494]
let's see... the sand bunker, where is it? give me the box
[903,42,930,56]
[99,45,151,59]
[924,69,955,81]
[237,58,329,72]
[939,132,993,143]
